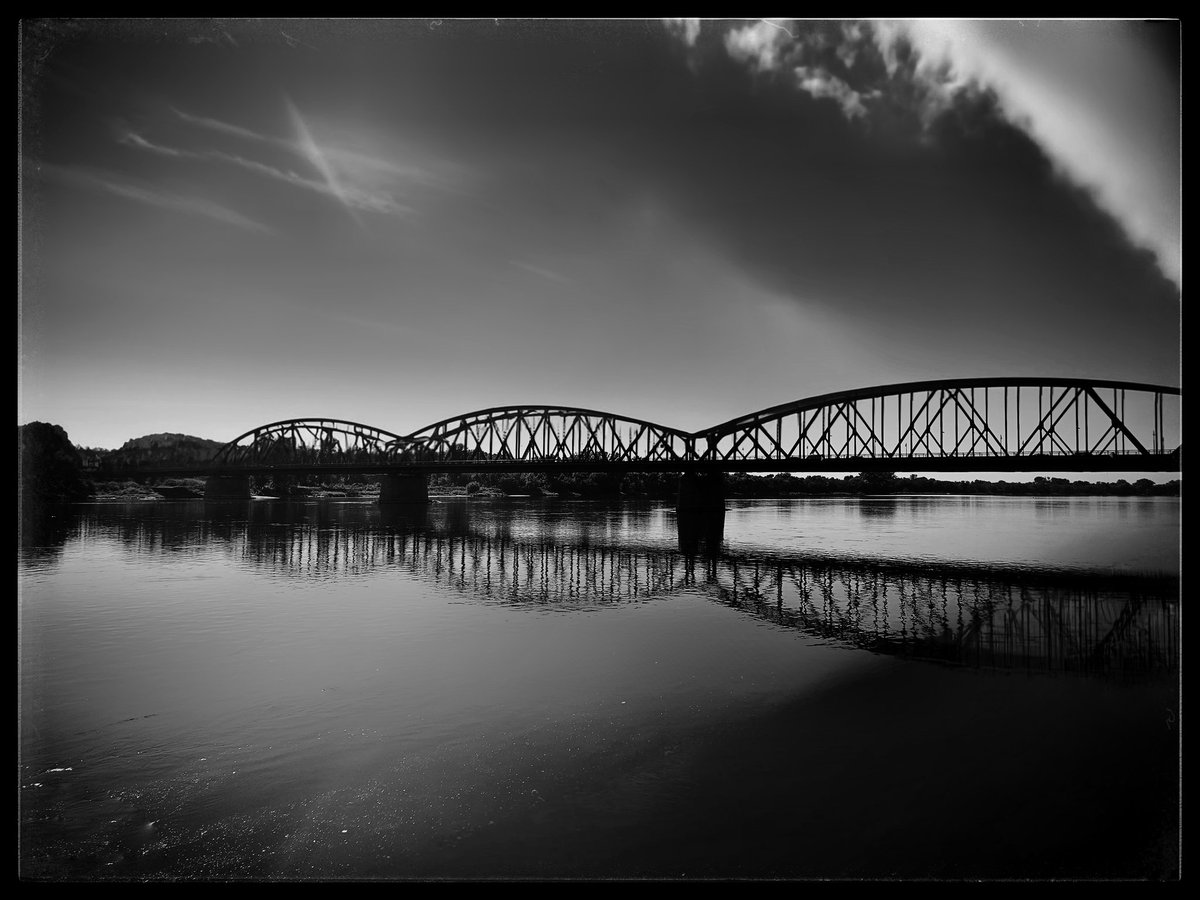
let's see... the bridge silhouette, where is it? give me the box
[95,378,1181,502]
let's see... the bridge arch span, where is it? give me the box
[212,418,415,468]
[696,378,1180,467]
[400,405,695,466]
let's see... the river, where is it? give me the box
[18,495,1181,880]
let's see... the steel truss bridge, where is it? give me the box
[100,378,1181,477]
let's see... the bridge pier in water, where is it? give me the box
[677,472,726,512]
[204,475,251,501]
[676,472,726,556]
[379,474,429,505]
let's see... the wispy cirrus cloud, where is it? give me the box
[171,105,444,187]
[511,260,573,285]
[118,125,414,218]
[35,162,274,233]
[285,95,365,228]
[119,102,458,224]
[121,130,185,157]
[170,106,266,143]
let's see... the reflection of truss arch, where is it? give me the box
[221,513,1177,678]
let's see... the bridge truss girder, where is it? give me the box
[696,378,1180,469]
[109,379,1179,478]
[389,406,695,466]
[210,418,415,469]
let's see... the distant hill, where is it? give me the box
[117,433,224,454]
[87,432,224,471]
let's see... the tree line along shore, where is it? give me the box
[21,421,1181,506]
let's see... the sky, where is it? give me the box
[19,19,1180,479]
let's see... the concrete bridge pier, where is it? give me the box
[677,472,726,512]
[676,472,726,555]
[379,474,429,505]
[205,475,251,501]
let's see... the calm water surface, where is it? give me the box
[19,496,1180,880]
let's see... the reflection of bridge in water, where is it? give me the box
[101,502,1177,681]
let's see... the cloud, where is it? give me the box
[664,18,1181,288]
[119,125,413,218]
[723,20,794,72]
[712,20,879,123]
[280,30,319,52]
[35,162,273,233]
[511,260,572,285]
[285,95,367,228]
[172,105,443,187]
[836,22,865,68]
[663,18,701,48]
[794,66,867,120]
[872,20,1181,288]
[169,104,461,213]
[171,106,268,143]
[120,130,184,157]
